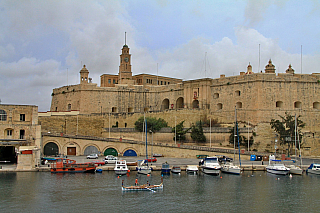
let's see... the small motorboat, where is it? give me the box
[306,163,320,175]
[266,160,290,175]
[200,156,221,175]
[186,165,198,175]
[114,160,129,175]
[171,166,181,174]
[161,162,171,174]
[283,160,303,175]
[221,162,241,175]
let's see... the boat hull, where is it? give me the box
[122,183,163,191]
[51,167,96,173]
[266,168,289,175]
[288,167,303,175]
[171,167,181,174]
[136,167,152,175]
[161,169,171,174]
[202,167,220,175]
[221,167,241,175]
[115,169,128,175]
[307,169,320,175]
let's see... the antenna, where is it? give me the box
[67,68,68,86]
[205,52,207,78]
[301,45,302,74]
[125,32,126,45]
[258,44,260,72]
[157,63,158,85]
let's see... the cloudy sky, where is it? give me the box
[1,0,320,112]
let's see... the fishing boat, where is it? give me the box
[200,157,221,175]
[114,160,129,175]
[121,178,163,192]
[171,166,181,174]
[136,117,152,175]
[221,162,241,175]
[161,162,171,174]
[306,163,320,175]
[186,165,198,174]
[51,158,96,173]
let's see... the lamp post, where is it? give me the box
[149,130,153,157]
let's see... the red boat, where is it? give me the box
[51,158,96,173]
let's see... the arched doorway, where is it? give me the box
[44,142,59,156]
[192,100,199,108]
[84,146,99,155]
[104,148,118,156]
[161,99,169,110]
[123,149,137,156]
[176,97,184,109]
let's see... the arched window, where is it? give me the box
[176,97,184,109]
[192,100,199,108]
[161,99,169,110]
[213,93,219,99]
[0,110,7,121]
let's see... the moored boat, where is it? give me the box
[136,160,152,175]
[287,164,303,175]
[186,165,198,174]
[161,162,171,174]
[201,156,221,175]
[171,166,181,174]
[266,159,290,175]
[306,163,320,175]
[51,158,96,173]
[221,162,241,175]
[114,160,129,175]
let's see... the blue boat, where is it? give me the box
[161,162,171,174]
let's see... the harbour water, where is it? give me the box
[0,170,319,212]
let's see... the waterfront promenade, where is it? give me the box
[1,155,319,172]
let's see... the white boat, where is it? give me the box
[186,165,198,174]
[266,156,290,175]
[221,162,241,175]
[306,164,320,175]
[283,160,303,175]
[114,160,129,175]
[171,166,181,174]
[201,157,221,175]
[136,160,152,175]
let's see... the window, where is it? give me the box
[276,101,283,108]
[236,102,242,108]
[0,110,7,121]
[108,79,111,84]
[235,90,241,96]
[313,102,320,109]
[20,130,25,139]
[113,79,116,84]
[68,104,71,111]
[20,114,25,121]
[213,93,219,99]
[7,129,12,136]
[294,101,302,109]
[217,103,223,110]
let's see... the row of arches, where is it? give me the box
[161,97,184,110]
[43,142,138,157]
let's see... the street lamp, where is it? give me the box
[149,130,153,157]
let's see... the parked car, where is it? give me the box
[217,155,233,163]
[104,155,118,164]
[87,153,98,159]
[145,157,157,162]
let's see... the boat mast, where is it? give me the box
[233,107,236,162]
[295,114,297,162]
[236,106,241,167]
[145,117,148,166]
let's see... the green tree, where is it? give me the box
[190,121,206,143]
[172,121,190,143]
[134,116,168,132]
[270,112,305,156]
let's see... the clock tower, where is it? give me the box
[118,33,132,83]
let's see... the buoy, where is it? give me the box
[220,176,222,179]
[117,176,119,179]
[147,174,150,177]
[289,174,292,178]
[128,169,130,173]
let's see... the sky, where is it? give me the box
[0,0,320,112]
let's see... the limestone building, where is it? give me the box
[0,104,41,170]
[48,42,320,155]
